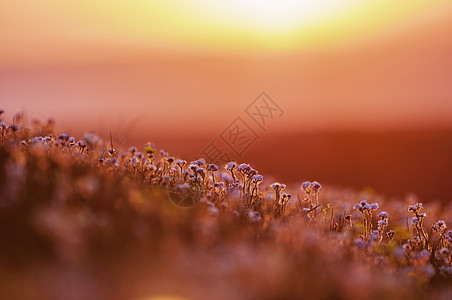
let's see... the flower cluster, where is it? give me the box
[353,200,379,213]
[408,202,429,250]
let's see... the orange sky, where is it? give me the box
[1,0,452,135]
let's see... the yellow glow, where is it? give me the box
[59,0,444,51]
[194,0,362,30]
[1,0,451,66]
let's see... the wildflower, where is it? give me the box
[280,193,292,212]
[253,174,263,182]
[353,200,374,213]
[378,211,388,220]
[433,220,447,233]
[225,161,237,171]
[412,217,420,225]
[445,231,452,243]
[77,140,87,149]
[196,167,205,177]
[175,159,186,167]
[193,158,205,166]
[301,181,311,190]
[206,164,218,172]
[271,182,286,191]
[311,181,322,192]
[408,202,423,214]
[271,182,286,215]
[237,163,250,173]
[58,133,69,141]
[129,146,137,154]
[166,157,175,164]
[247,167,258,177]
[370,203,379,211]
[378,219,388,228]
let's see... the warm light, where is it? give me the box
[0,0,449,65]
[197,0,361,31]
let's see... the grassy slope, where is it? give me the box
[0,120,451,300]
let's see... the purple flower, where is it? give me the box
[207,164,218,172]
[311,181,322,192]
[301,181,311,190]
[226,162,237,171]
[253,174,263,182]
[271,182,286,190]
[370,203,379,211]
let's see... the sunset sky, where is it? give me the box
[1,0,452,135]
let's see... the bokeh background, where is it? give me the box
[1,0,452,202]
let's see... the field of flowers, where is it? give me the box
[1,111,451,300]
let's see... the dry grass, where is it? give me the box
[1,112,452,300]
